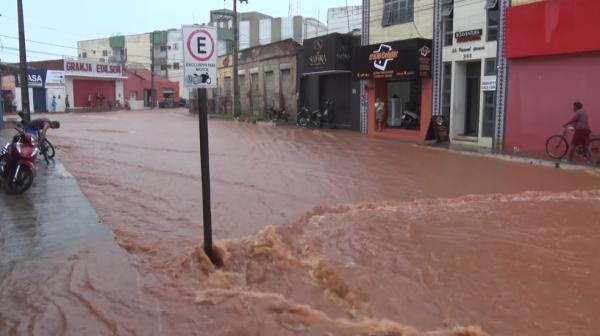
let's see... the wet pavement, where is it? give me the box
[0,134,162,335]
[2,110,600,335]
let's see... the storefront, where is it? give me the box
[299,33,360,131]
[504,0,600,156]
[123,69,180,109]
[15,70,46,113]
[437,0,503,149]
[353,38,432,141]
[64,60,125,110]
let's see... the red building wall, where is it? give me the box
[505,0,600,156]
[73,79,116,108]
[123,69,180,104]
[505,52,600,156]
[506,0,600,58]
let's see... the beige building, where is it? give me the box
[369,0,433,43]
[216,39,300,118]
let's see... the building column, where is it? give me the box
[432,0,443,117]
[493,0,511,153]
[359,0,370,134]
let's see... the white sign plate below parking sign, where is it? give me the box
[182,25,217,89]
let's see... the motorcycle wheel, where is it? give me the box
[297,117,308,128]
[4,165,34,195]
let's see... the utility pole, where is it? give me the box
[232,0,240,117]
[150,32,155,109]
[17,0,30,121]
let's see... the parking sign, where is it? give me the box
[182,25,218,89]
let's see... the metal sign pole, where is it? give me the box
[197,88,219,266]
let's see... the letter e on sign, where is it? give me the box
[186,28,215,62]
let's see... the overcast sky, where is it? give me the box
[0,0,361,63]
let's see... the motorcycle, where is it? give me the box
[399,110,420,130]
[297,99,334,129]
[266,106,288,123]
[0,127,39,195]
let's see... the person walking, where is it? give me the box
[563,101,592,162]
[51,96,57,113]
[65,94,70,112]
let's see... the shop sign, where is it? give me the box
[455,29,483,43]
[451,45,486,60]
[352,38,432,80]
[45,70,66,88]
[15,70,46,88]
[65,60,122,77]
[302,33,352,74]
[482,76,497,91]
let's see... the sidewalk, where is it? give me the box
[0,133,161,335]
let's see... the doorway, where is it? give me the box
[464,61,481,136]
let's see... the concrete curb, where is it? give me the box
[414,143,600,173]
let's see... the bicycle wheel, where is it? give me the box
[43,139,56,159]
[588,138,600,165]
[545,135,569,160]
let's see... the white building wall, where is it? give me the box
[77,38,110,61]
[281,17,294,40]
[14,87,34,113]
[441,0,499,148]
[302,18,327,39]
[167,29,188,100]
[259,19,272,45]
[46,88,67,112]
[239,21,251,50]
[124,33,152,68]
[327,6,362,34]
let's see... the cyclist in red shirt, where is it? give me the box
[563,101,592,162]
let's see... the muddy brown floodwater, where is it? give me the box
[44,109,600,335]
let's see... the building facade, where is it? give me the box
[357,0,434,142]
[433,0,510,150]
[217,39,300,118]
[504,0,600,156]
[327,6,362,34]
[64,59,125,110]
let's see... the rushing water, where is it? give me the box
[4,109,598,335]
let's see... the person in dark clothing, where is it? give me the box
[21,115,60,143]
[564,101,592,162]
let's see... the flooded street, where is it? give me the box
[5,108,600,335]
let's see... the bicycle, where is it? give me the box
[545,126,600,164]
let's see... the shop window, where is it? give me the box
[442,62,452,118]
[81,52,87,58]
[442,0,454,46]
[484,58,497,76]
[482,91,496,137]
[130,91,138,100]
[386,79,422,130]
[486,0,500,41]
[173,62,180,70]
[382,0,414,27]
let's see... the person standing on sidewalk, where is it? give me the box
[51,96,57,113]
[564,101,592,162]
[375,97,385,131]
[65,94,70,112]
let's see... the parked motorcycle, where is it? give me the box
[399,110,420,130]
[266,106,288,122]
[298,99,334,129]
[0,128,39,194]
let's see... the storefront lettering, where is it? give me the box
[66,62,93,72]
[455,29,483,43]
[96,64,121,73]
[309,53,327,66]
